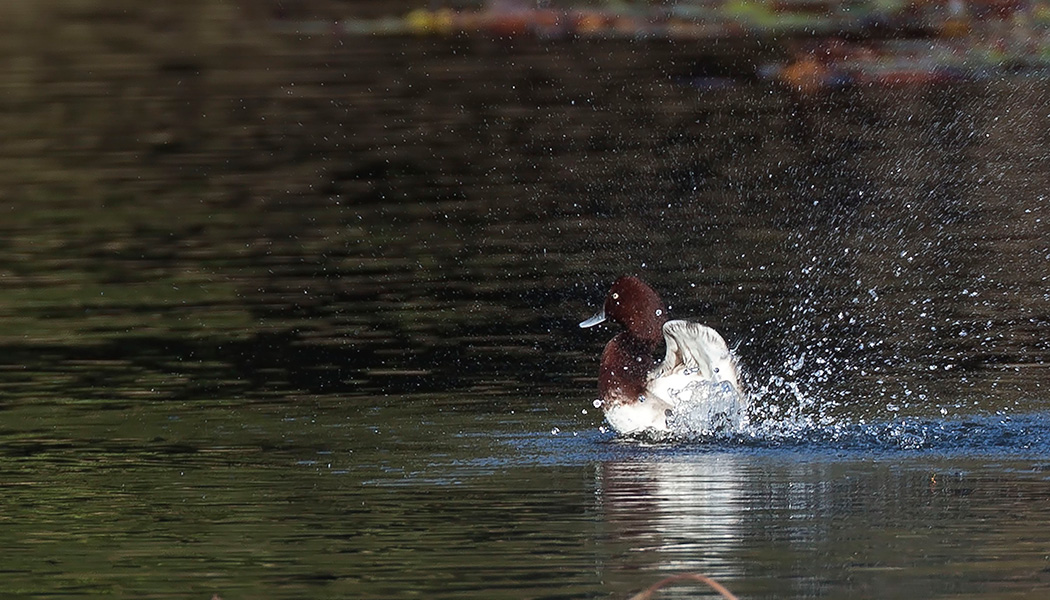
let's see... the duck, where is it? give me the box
[580,276,742,436]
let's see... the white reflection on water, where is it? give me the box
[596,453,748,576]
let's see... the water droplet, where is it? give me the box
[592,399,603,408]
[550,427,560,436]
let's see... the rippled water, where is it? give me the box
[2,27,1050,599]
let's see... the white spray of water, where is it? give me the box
[664,380,751,439]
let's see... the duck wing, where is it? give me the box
[655,319,741,391]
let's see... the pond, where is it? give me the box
[2,30,1049,599]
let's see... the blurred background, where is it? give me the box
[2,1,1049,599]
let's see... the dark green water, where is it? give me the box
[2,32,1050,599]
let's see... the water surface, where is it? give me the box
[2,31,1049,599]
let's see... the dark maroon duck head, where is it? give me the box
[580,276,668,341]
[580,276,669,403]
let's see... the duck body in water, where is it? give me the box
[580,276,743,436]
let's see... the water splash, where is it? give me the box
[621,396,1050,455]
[665,381,751,439]
[613,357,1050,455]
[746,411,1050,454]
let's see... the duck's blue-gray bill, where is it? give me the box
[579,310,607,328]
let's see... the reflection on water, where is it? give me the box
[599,455,747,577]
[2,14,1049,599]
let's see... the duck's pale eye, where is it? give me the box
[655,309,662,316]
